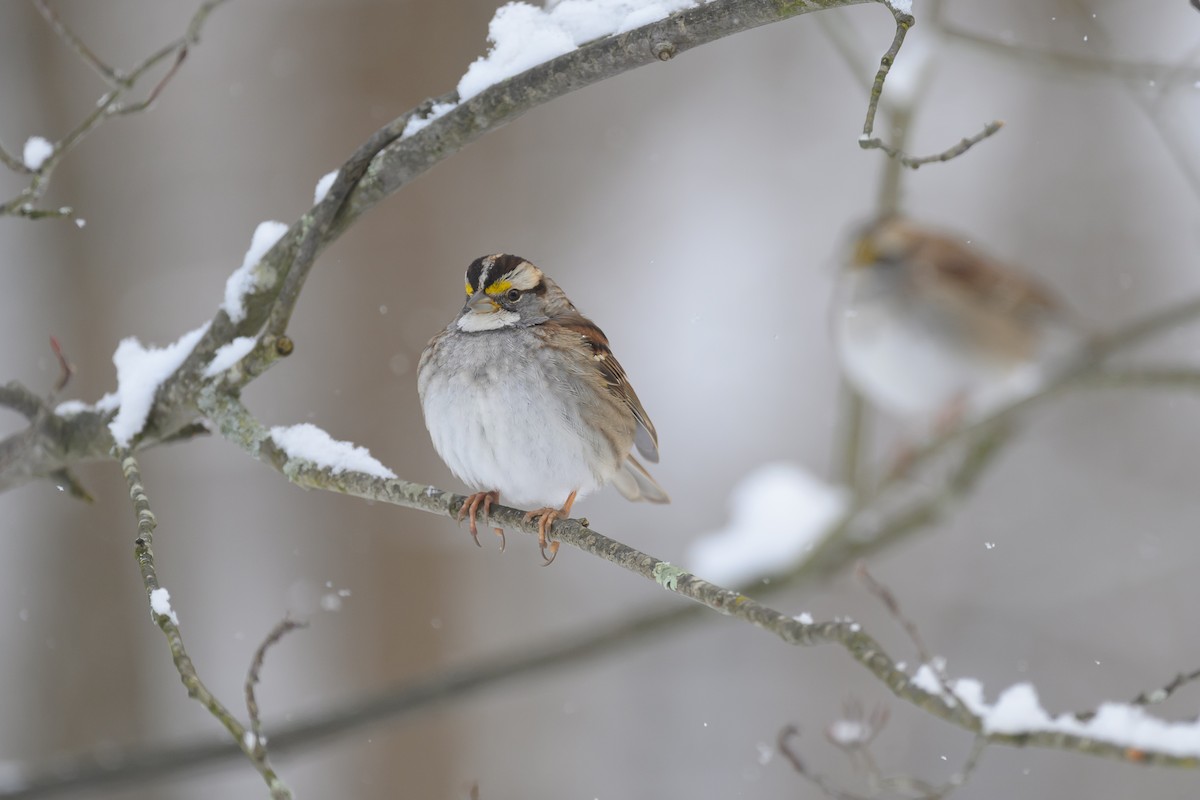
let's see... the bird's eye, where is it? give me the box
[506,289,521,302]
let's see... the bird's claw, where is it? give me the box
[523,507,561,565]
[458,491,503,550]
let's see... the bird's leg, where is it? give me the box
[523,489,577,566]
[932,391,970,437]
[457,491,501,548]
[888,391,970,480]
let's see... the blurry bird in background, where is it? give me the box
[833,215,1089,432]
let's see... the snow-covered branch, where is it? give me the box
[191,391,1200,768]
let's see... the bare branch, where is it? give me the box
[855,1,1004,168]
[245,618,308,759]
[48,336,73,394]
[859,120,1004,168]
[0,141,32,174]
[117,449,294,800]
[1075,666,1200,724]
[32,0,120,84]
[2,0,228,219]
[778,725,871,800]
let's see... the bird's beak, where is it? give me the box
[465,292,499,314]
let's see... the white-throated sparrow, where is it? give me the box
[833,215,1087,425]
[418,254,668,563]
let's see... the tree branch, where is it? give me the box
[117,449,294,800]
[32,0,120,85]
[194,391,1200,766]
[2,0,228,219]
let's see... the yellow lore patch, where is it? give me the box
[484,278,513,295]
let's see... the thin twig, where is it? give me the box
[114,45,189,115]
[0,141,32,174]
[857,2,1003,168]
[833,380,870,498]
[49,336,73,394]
[2,0,229,219]
[116,449,294,800]
[1076,666,1200,723]
[1131,667,1200,712]
[32,0,120,84]
[778,725,870,800]
[857,564,933,666]
[245,618,307,759]
[860,120,1004,169]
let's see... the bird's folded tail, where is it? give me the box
[611,455,670,504]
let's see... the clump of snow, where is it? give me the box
[55,399,91,417]
[22,136,53,170]
[223,221,288,323]
[827,719,869,745]
[907,664,1200,758]
[458,3,577,101]
[457,1,700,101]
[203,336,257,377]
[57,392,120,418]
[795,611,814,625]
[109,323,210,447]
[270,423,397,479]
[890,0,914,13]
[313,169,338,204]
[400,1,702,139]
[686,463,849,586]
[149,587,180,625]
[911,661,946,695]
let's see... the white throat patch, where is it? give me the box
[457,308,519,332]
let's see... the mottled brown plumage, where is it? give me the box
[837,216,1087,421]
[418,254,667,563]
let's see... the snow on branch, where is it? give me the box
[108,324,210,447]
[269,423,397,480]
[913,664,1200,760]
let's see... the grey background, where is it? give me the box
[1,1,1198,798]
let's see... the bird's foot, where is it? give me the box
[457,491,505,550]
[523,490,577,566]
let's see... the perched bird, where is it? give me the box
[833,216,1086,426]
[418,254,668,564]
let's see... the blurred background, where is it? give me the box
[2,1,1199,797]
